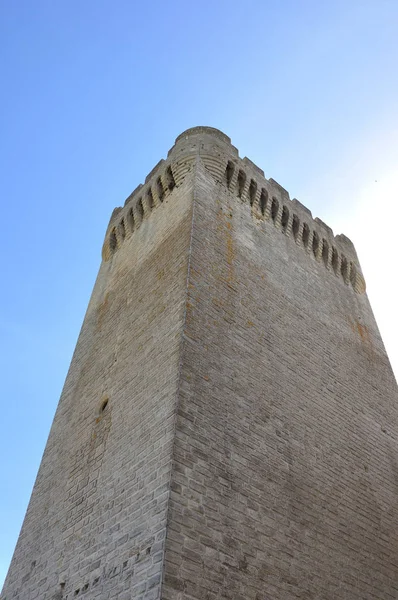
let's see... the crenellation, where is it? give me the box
[102,128,367,294]
[242,156,265,177]
[335,233,358,258]
[124,183,143,207]
[107,128,364,296]
[315,216,334,237]
[291,197,313,218]
[268,177,291,202]
[144,159,165,185]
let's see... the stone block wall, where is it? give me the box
[2,167,194,600]
[162,139,398,599]
[3,127,398,600]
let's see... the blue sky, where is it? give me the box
[1,0,398,588]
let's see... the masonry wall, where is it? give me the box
[1,174,194,600]
[4,127,398,600]
[162,159,398,599]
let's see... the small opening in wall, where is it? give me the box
[341,256,348,282]
[271,197,279,223]
[237,170,246,198]
[322,240,329,267]
[157,177,165,202]
[312,231,320,257]
[100,399,109,413]
[109,229,117,252]
[302,223,310,248]
[292,214,300,240]
[127,208,135,232]
[147,189,154,210]
[119,219,126,240]
[249,179,257,206]
[137,198,144,221]
[166,166,176,191]
[226,161,234,188]
[259,188,268,215]
[331,247,339,273]
[281,206,289,232]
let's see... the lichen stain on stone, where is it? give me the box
[348,318,373,351]
[356,322,370,343]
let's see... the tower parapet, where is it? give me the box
[103,126,365,294]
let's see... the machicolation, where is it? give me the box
[102,126,365,295]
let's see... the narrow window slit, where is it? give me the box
[331,247,339,273]
[109,229,117,252]
[166,166,176,191]
[249,179,257,206]
[147,189,154,210]
[157,177,165,203]
[237,170,246,198]
[271,197,279,223]
[322,240,329,267]
[259,188,268,215]
[292,214,300,240]
[137,198,144,221]
[127,208,135,232]
[312,231,320,257]
[302,223,310,247]
[341,256,348,282]
[226,161,235,188]
[119,219,126,240]
[281,206,289,232]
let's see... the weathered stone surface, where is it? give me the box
[2,127,398,600]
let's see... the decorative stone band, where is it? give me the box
[102,128,366,295]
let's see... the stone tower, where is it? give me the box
[2,127,398,600]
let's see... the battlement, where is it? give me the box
[102,127,366,294]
